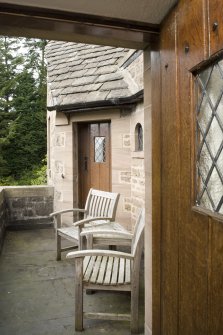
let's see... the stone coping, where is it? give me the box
[2,185,54,198]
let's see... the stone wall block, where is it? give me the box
[2,186,54,228]
[119,171,131,184]
[55,132,65,146]
[23,208,34,217]
[11,198,24,208]
[123,197,132,213]
[123,134,131,148]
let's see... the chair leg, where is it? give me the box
[75,258,83,331]
[86,235,93,249]
[131,285,140,334]
[56,233,61,261]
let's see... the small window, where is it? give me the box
[94,136,106,162]
[194,59,223,214]
[135,123,143,151]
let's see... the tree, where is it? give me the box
[0,36,24,176]
[0,37,47,183]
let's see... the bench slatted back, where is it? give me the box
[84,189,120,221]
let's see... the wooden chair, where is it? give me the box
[50,189,120,260]
[66,209,145,334]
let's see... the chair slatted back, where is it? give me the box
[84,189,120,221]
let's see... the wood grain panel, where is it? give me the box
[176,0,208,69]
[157,0,223,334]
[151,43,161,335]
[209,218,223,335]
[160,11,180,335]
[78,123,91,207]
[89,123,111,192]
[208,0,223,56]
[176,0,209,333]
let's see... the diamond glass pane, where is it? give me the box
[205,64,223,107]
[199,143,212,180]
[195,59,223,214]
[197,95,213,132]
[94,136,106,163]
[216,95,223,126]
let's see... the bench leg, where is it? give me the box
[131,285,139,334]
[86,235,93,249]
[75,258,83,331]
[56,233,61,261]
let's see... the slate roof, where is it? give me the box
[46,41,143,112]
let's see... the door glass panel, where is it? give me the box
[95,136,106,163]
[195,59,223,214]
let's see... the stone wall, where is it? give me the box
[130,102,145,225]
[0,188,6,253]
[4,186,54,229]
[126,51,144,91]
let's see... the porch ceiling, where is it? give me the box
[0,0,177,25]
[0,0,178,49]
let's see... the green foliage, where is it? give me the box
[0,37,24,115]
[0,36,47,185]
[0,157,47,186]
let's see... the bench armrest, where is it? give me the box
[73,217,112,228]
[50,208,86,217]
[66,249,134,261]
[80,229,133,239]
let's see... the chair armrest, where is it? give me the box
[50,208,86,217]
[80,229,133,239]
[66,249,134,261]
[73,217,112,228]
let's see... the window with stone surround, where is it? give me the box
[135,123,143,152]
[194,58,223,214]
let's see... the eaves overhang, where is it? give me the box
[47,90,144,114]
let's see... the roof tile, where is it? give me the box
[46,41,140,109]
[100,79,128,91]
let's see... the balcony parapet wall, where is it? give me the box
[0,186,54,252]
[4,186,54,228]
[0,188,7,252]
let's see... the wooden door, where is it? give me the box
[78,122,111,207]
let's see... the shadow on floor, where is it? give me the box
[0,228,144,335]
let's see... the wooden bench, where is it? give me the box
[66,208,145,334]
[50,189,120,260]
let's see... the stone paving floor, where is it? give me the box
[0,228,144,335]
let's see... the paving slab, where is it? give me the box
[0,228,144,335]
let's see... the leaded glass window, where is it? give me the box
[95,136,106,163]
[195,59,223,214]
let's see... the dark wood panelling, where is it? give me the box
[155,0,223,334]
[160,11,180,335]
[151,43,161,335]
[209,218,223,335]
[208,0,223,56]
[176,0,209,333]
[176,0,208,69]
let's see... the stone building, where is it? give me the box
[46,41,145,229]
